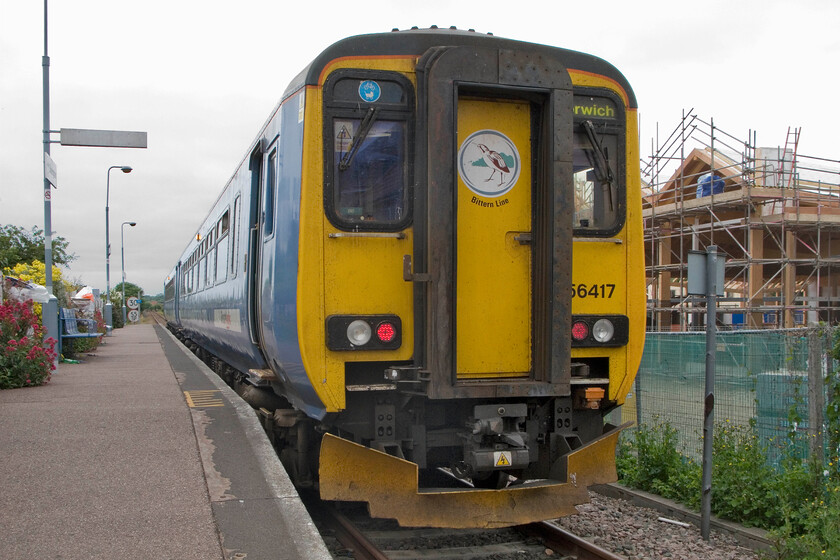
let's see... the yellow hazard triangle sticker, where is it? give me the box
[494,451,512,467]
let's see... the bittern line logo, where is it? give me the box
[458,130,521,198]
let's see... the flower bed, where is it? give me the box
[0,300,57,389]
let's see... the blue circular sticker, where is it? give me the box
[359,80,381,103]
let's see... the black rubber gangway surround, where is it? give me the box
[283,28,636,109]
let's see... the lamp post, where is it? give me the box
[121,221,137,324]
[105,165,132,334]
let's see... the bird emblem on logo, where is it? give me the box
[476,143,511,186]
[458,130,521,198]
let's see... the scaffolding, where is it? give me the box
[642,111,840,331]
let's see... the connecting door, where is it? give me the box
[455,97,533,378]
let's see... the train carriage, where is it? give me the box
[165,27,645,528]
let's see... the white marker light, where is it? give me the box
[592,319,615,343]
[347,320,372,346]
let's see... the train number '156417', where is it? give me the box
[572,283,616,298]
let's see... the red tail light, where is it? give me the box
[376,322,396,342]
[571,321,589,341]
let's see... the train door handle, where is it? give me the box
[403,255,431,282]
[513,232,532,245]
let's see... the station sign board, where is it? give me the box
[60,128,148,149]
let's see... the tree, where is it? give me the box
[113,281,143,302]
[111,282,145,328]
[0,225,75,270]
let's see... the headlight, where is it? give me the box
[592,319,615,343]
[347,320,372,346]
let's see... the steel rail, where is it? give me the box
[522,520,627,560]
[318,504,389,560]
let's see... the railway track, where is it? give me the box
[156,311,625,559]
[313,499,625,560]
[148,310,166,326]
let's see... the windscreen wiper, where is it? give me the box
[339,107,378,171]
[582,120,615,211]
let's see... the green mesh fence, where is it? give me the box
[629,328,832,468]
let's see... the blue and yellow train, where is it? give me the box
[165,27,645,528]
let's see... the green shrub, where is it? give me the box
[61,335,100,357]
[617,327,840,558]
[772,482,840,559]
[616,420,701,509]
[712,421,782,528]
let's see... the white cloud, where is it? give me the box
[2,0,839,294]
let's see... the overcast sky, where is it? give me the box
[2,0,839,295]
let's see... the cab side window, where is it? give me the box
[572,92,626,236]
[324,71,414,231]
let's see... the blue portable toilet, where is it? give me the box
[696,173,725,197]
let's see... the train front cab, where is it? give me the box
[295,40,644,528]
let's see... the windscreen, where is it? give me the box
[324,72,413,231]
[332,118,407,225]
[572,94,624,234]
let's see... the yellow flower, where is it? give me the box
[2,260,67,319]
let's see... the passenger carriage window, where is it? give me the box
[572,93,625,236]
[216,209,229,284]
[220,210,229,235]
[264,150,277,238]
[207,241,216,286]
[324,71,413,231]
[187,253,195,294]
[200,239,208,291]
[230,194,240,278]
[217,237,228,284]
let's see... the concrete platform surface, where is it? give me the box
[0,323,331,560]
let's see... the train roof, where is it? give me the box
[173,28,637,270]
[283,27,636,108]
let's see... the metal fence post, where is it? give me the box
[701,245,718,541]
[809,330,825,464]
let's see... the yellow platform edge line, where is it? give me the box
[183,390,224,408]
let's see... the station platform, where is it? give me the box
[0,323,331,560]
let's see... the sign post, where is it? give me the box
[127,297,141,324]
[688,246,725,541]
[42,0,147,371]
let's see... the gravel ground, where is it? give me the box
[555,491,760,560]
[320,492,763,559]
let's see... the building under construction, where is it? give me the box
[643,112,840,331]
